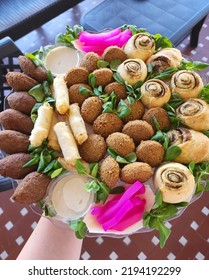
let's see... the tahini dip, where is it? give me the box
[44,46,80,75]
[46,172,94,221]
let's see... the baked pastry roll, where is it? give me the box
[29,102,53,147]
[123,33,155,61]
[117,58,147,86]
[47,111,61,151]
[167,127,209,163]
[176,98,209,131]
[146,47,183,72]
[140,79,171,108]
[54,122,80,167]
[153,162,195,203]
[170,70,204,99]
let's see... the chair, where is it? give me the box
[0,0,83,41]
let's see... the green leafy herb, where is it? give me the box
[188,161,209,194]
[113,72,125,85]
[68,219,87,239]
[88,73,96,88]
[107,148,137,165]
[153,34,173,51]
[121,24,147,35]
[143,190,188,248]
[55,24,83,47]
[97,60,109,68]
[109,59,121,71]
[164,145,182,161]
[199,83,209,103]
[151,130,169,150]
[179,59,209,71]
[29,84,45,102]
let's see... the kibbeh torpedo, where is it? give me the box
[79,134,107,163]
[106,132,135,156]
[0,109,34,135]
[6,72,38,91]
[7,91,36,115]
[99,156,120,188]
[12,172,51,204]
[0,153,37,179]
[0,130,29,154]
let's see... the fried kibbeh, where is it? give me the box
[0,153,37,179]
[106,132,135,156]
[122,120,154,145]
[99,156,120,188]
[6,72,38,91]
[12,172,51,204]
[136,140,165,167]
[65,67,89,87]
[93,68,113,87]
[7,91,36,115]
[122,99,145,124]
[104,82,127,101]
[0,109,34,135]
[142,107,171,131]
[69,83,91,106]
[120,162,153,184]
[79,134,107,163]
[80,52,100,72]
[93,113,123,138]
[18,55,48,82]
[102,46,128,63]
[0,130,29,154]
[81,96,103,124]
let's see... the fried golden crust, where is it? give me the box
[142,107,171,131]
[136,140,165,167]
[120,162,153,184]
[0,130,29,154]
[102,46,127,63]
[65,67,89,87]
[79,134,107,163]
[99,156,120,188]
[81,96,103,124]
[7,91,36,115]
[6,72,38,91]
[93,113,123,138]
[104,82,127,101]
[106,132,135,156]
[11,172,51,204]
[0,109,34,135]
[93,68,113,87]
[122,100,145,124]
[80,52,100,73]
[68,83,91,106]
[0,153,37,179]
[18,55,48,82]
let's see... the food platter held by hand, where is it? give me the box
[0,24,209,247]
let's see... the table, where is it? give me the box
[80,0,209,47]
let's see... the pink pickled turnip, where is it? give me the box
[79,28,122,44]
[91,181,146,231]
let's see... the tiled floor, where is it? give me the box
[0,0,209,260]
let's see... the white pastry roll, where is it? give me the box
[68,103,88,145]
[47,111,61,151]
[154,162,195,203]
[29,102,53,147]
[54,122,80,167]
[52,74,70,114]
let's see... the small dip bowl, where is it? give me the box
[44,171,94,223]
[44,46,80,76]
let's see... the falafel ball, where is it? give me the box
[80,52,100,73]
[0,153,37,179]
[18,55,48,82]
[142,107,171,131]
[136,140,165,167]
[120,162,153,184]
[102,46,128,63]
[122,120,154,145]
[99,156,120,188]
[93,113,123,138]
[0,109,34,135]
[6,72,38,91]
[65,67,89,87]
[122,99,145,124]
[106,132,135,156]
[7,91,36,115]
[93,68,113,87]
[79,134,107,163]
[104,82,127,101]
[12,172,51,204]
[68,83,91,106]
[81,96,103,124]
[0,130,29,154]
